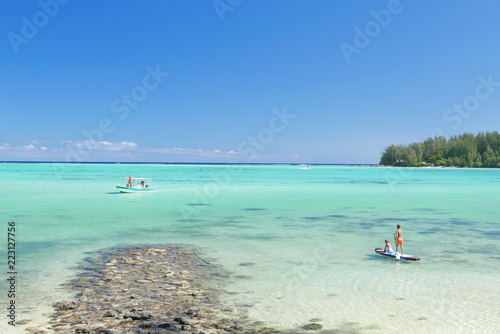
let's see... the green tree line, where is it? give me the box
[380,131,500,167]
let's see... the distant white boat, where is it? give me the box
[298,166,311,169]
[116,177,153,193]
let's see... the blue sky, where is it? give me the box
[1,0,500,163]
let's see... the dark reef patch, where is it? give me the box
[42,245,273,334]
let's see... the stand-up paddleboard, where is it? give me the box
[375,248,420,261]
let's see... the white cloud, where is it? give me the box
[0,139,257,162]
[65,140,139,151]
[21,144,36,150]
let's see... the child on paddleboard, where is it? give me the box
[383,239,394,253]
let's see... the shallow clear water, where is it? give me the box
[1,164,499,333]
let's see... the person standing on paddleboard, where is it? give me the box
[394,224,404,255]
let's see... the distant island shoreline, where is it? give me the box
[380,131,500,168]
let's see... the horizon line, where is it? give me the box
[0,160,379,166]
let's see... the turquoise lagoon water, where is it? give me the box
[1,164,499,333]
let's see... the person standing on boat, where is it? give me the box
[394,224,404,255]
[126,176,132,187]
